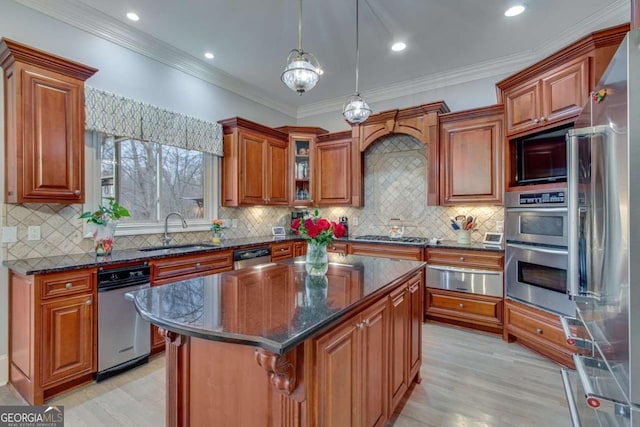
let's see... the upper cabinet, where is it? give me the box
[316,131,362,207]
[496,24,629,138]
[219,118,290,206]
[353,102,450,206]
[0,39,97,204]
[439,105,504,205]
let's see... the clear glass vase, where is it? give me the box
[305,242,328,276]
[91,222,117,256]
[211,231,224,245]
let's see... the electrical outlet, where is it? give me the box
[352,217,359,226]
[231,219,238,228]
[28,225,41,241]
[496,220,504,233]
[2,226,17,243]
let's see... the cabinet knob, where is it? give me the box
[459,257,465,261]
[533,118,540,124]
[85,299,92,306]
[310,200,314,203]
[540,116,546,122]
[65,282,73,289]
[73,190,81,195]
[536,328,543,334]
[357,322,364,330]
[459,303,464,308]
[195,262,201,268]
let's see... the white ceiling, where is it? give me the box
[17,0,629,117]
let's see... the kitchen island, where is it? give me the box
[130,254,424,427]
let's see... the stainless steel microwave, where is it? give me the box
[514,124,572,186]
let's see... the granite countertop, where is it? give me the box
[129,254,425,355]
[3,234,502,276]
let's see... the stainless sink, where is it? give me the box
[138,243,214,252]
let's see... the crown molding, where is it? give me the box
[14,0,298,118]
[297,0,629,118]
[15,0,628,121]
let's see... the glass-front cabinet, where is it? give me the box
[292,136,313,206]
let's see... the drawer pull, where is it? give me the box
[536,328,543,334]
[459,257,465,261]
[459,303,464,308]
[195,262,201,268]
[65,282,73,289]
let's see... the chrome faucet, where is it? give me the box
[163,212,188,245]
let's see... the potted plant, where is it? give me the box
[80,199,130,256]
[291,210,347,276]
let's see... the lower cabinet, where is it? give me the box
[9,268,97,405]
[425,288,503,334]
[349,242,423,261]
[314,269,423,427]
[293,241,307,257]
[327,241,348,255]
[504,299,578,368]
[271,241,293,261]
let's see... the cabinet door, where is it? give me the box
[316,140,352,205]
[41,294,94,386]
[239,132,267,204]
[440,112,503,205]
[326,265,363,310]
[293,241,307,257]
[504,80,541,136]
[541,57,589,124]
[316,318,361,427]
[408,275,423,381]
[361,298,389,427]
[266,138,289,205]
[388,286,409,410]
[20,66,84,203]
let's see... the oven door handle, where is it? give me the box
[426,265,502,276]
[506,207,568,213]
[506,242,568,255]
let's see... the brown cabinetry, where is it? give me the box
[349,242,423,261]
[0,39,97,203]
[293,241,307,257]
[315,269,422,427]
[271,241,293,261]
[315,131,362,206]
[439,105,504,205]
[219,117,289,206]
[327,241,348,255]
[9,268,97,404]
[504,299,577,368]
[425,248,504,334]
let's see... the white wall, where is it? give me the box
[297,74,512,132]
[0,0,300,385]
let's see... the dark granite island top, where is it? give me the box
[130,254,425,355]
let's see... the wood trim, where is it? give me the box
[255,348,299,396]
[160,329,190,427]
[438,104,505,123]
[633,0,640,31]
[218,117,288,140]
[274,125,329,135]
[316,130,352,143]
[0,39,98,80]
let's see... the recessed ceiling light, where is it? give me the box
[391,42,407,52]
[126,12,140,21]
[204,52,215,59]
[504,5,526,17]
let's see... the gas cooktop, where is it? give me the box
[353,235,429,245]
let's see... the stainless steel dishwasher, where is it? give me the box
[97,263,151,382]
[233,246,272,269]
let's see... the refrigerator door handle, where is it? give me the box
[567,132,580,300]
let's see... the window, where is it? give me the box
[86,132,218,236]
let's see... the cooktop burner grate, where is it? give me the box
[353,235,429,244]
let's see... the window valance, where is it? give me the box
[85,86,223,156]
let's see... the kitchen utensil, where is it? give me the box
[450,219,460,230]
[467,216,473,225]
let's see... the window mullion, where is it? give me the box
[156,143,162,223]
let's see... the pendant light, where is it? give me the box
[282,0,321,95]
[342,0,371,124]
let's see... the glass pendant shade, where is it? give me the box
[342,93,372,124]
[282,49,320,94]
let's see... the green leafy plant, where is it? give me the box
[79,199,131,225]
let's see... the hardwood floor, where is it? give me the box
[0,323,570,427]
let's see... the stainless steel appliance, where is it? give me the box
[233,246,272,269]
[97,263,151,382]
[505,190,574,315]
[513,123,571,186]
[559,30,640,426]
[426,264,503,297]
[353,235,428,245]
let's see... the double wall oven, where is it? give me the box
[505,190,575,316]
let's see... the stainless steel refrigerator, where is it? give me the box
[561,29,640,426]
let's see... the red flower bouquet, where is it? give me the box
[291,210,346,246]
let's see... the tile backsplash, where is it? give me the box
[2,134,503,260]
